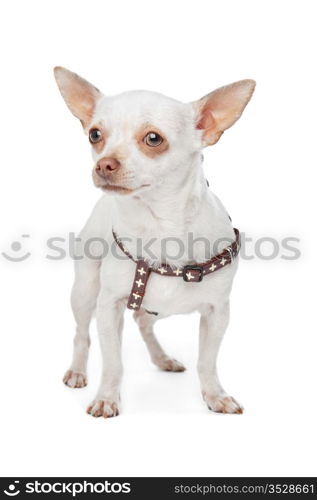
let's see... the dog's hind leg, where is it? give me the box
[63,258,100,388]
[134,309,185,372]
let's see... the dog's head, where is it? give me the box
[54,67,255,196]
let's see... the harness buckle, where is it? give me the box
[183,265,204,282]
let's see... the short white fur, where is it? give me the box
[54,67,255,417]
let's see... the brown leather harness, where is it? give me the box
[112,228,241,312]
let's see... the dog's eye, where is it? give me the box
[144,132,163,147]
[89,128,102,144]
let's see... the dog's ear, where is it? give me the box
[192,79,256,146]
[54,67,102,128]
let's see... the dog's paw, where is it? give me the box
[156,357,186,372]
[203,392,243,414]
[63,370,87,388]
[87,399,119,418]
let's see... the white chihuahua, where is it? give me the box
[54,67,255,418]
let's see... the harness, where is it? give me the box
[112,228,241,312]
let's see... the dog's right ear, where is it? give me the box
[54,67,102,128]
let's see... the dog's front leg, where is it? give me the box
[87,292,124,418]
[198,302,243,414]
[63,258,100,388]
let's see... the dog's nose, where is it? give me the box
[96,157,121,177]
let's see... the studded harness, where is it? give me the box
[112,228,240,312]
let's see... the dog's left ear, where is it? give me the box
[192,79,256,146]
[54,67,102,128]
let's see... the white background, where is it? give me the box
[0,0,316,477]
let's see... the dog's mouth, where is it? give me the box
[99,183,150,195]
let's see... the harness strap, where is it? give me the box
[113,228,240,311]
[127,260,151,310]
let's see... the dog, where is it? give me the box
[54,67,255,418]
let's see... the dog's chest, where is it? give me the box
[101,255,236,315]
[141,273,209,314]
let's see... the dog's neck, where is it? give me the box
[113,156,205,232]
[111,155,233,266]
